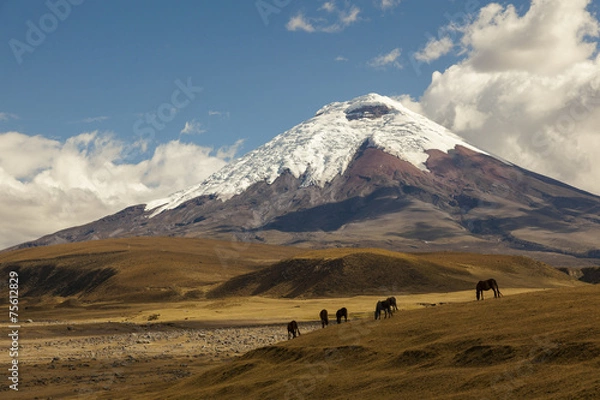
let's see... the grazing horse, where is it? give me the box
[287,320,300,339]
[374,299,393,320]
[319,309,329,328]
[387,296,398,311]
[336,307,348,324]
[476,279,503,300]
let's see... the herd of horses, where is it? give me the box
[287,279,502,339]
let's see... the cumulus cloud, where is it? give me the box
[458,0,599,75]
[414,37,454,63]
[0,131,239,249]
[286,3,361,33]
[415,0,600,195]
[368,47,402,69]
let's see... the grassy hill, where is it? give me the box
[0,237,304,304]
[154,285,600,400]
[1,237,596,399]
[208,248,580,299]
[1,238,583,306]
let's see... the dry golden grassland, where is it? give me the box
[162,286,600,400]
[0,237,596,399]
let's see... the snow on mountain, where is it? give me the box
[145,93,485,216]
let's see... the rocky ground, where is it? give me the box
[7,321,322,399]
[26,321,322,362]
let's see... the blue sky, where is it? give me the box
[1,0,600,249]
[1,0,503,153]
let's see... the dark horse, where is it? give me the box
[476,279,503,300]
[319,309,329,328]
[336,307,348,324]
[374,299,393,320]
[287,320,300,339]
[387,296,398,311]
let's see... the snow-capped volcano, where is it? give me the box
[18,93,600,265]
[146,93,485,215]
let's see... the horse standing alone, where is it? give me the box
[476,279,502,300]
[336,307,348,324]
[374,299,393,320]
[287,320,300,339]
[319,309,329,328]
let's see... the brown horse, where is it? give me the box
[387,296,398,311]
[374,299,393,320]
[336,307,348,324]
[287,320,300,339]
[319,309,329,328]
[476,279,502,300]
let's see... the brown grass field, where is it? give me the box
[1,237,599,399]
[169,285,600,400]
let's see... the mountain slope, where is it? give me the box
[14,94,600,265]
[145,94,483,215]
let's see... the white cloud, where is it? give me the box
[415,0,600,196]
[377,0,401,10]
[368,47,402,69]
[286,4,361,33]
[339,6,360,26]
[414,37,454,63]
[286,13,316,33]
[320,2,336,13]
[180,119,206,135]
[459,0,599,75]
[335,56,349,62]
[0,131,239,249]
[0,112,18,121]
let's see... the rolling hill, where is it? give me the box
[1,237,584,306]
[0,237,304,304]
[208,248,578,299]
[151,285,600,400]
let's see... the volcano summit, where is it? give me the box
[146,93,484,214]
[19,94,600,264]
